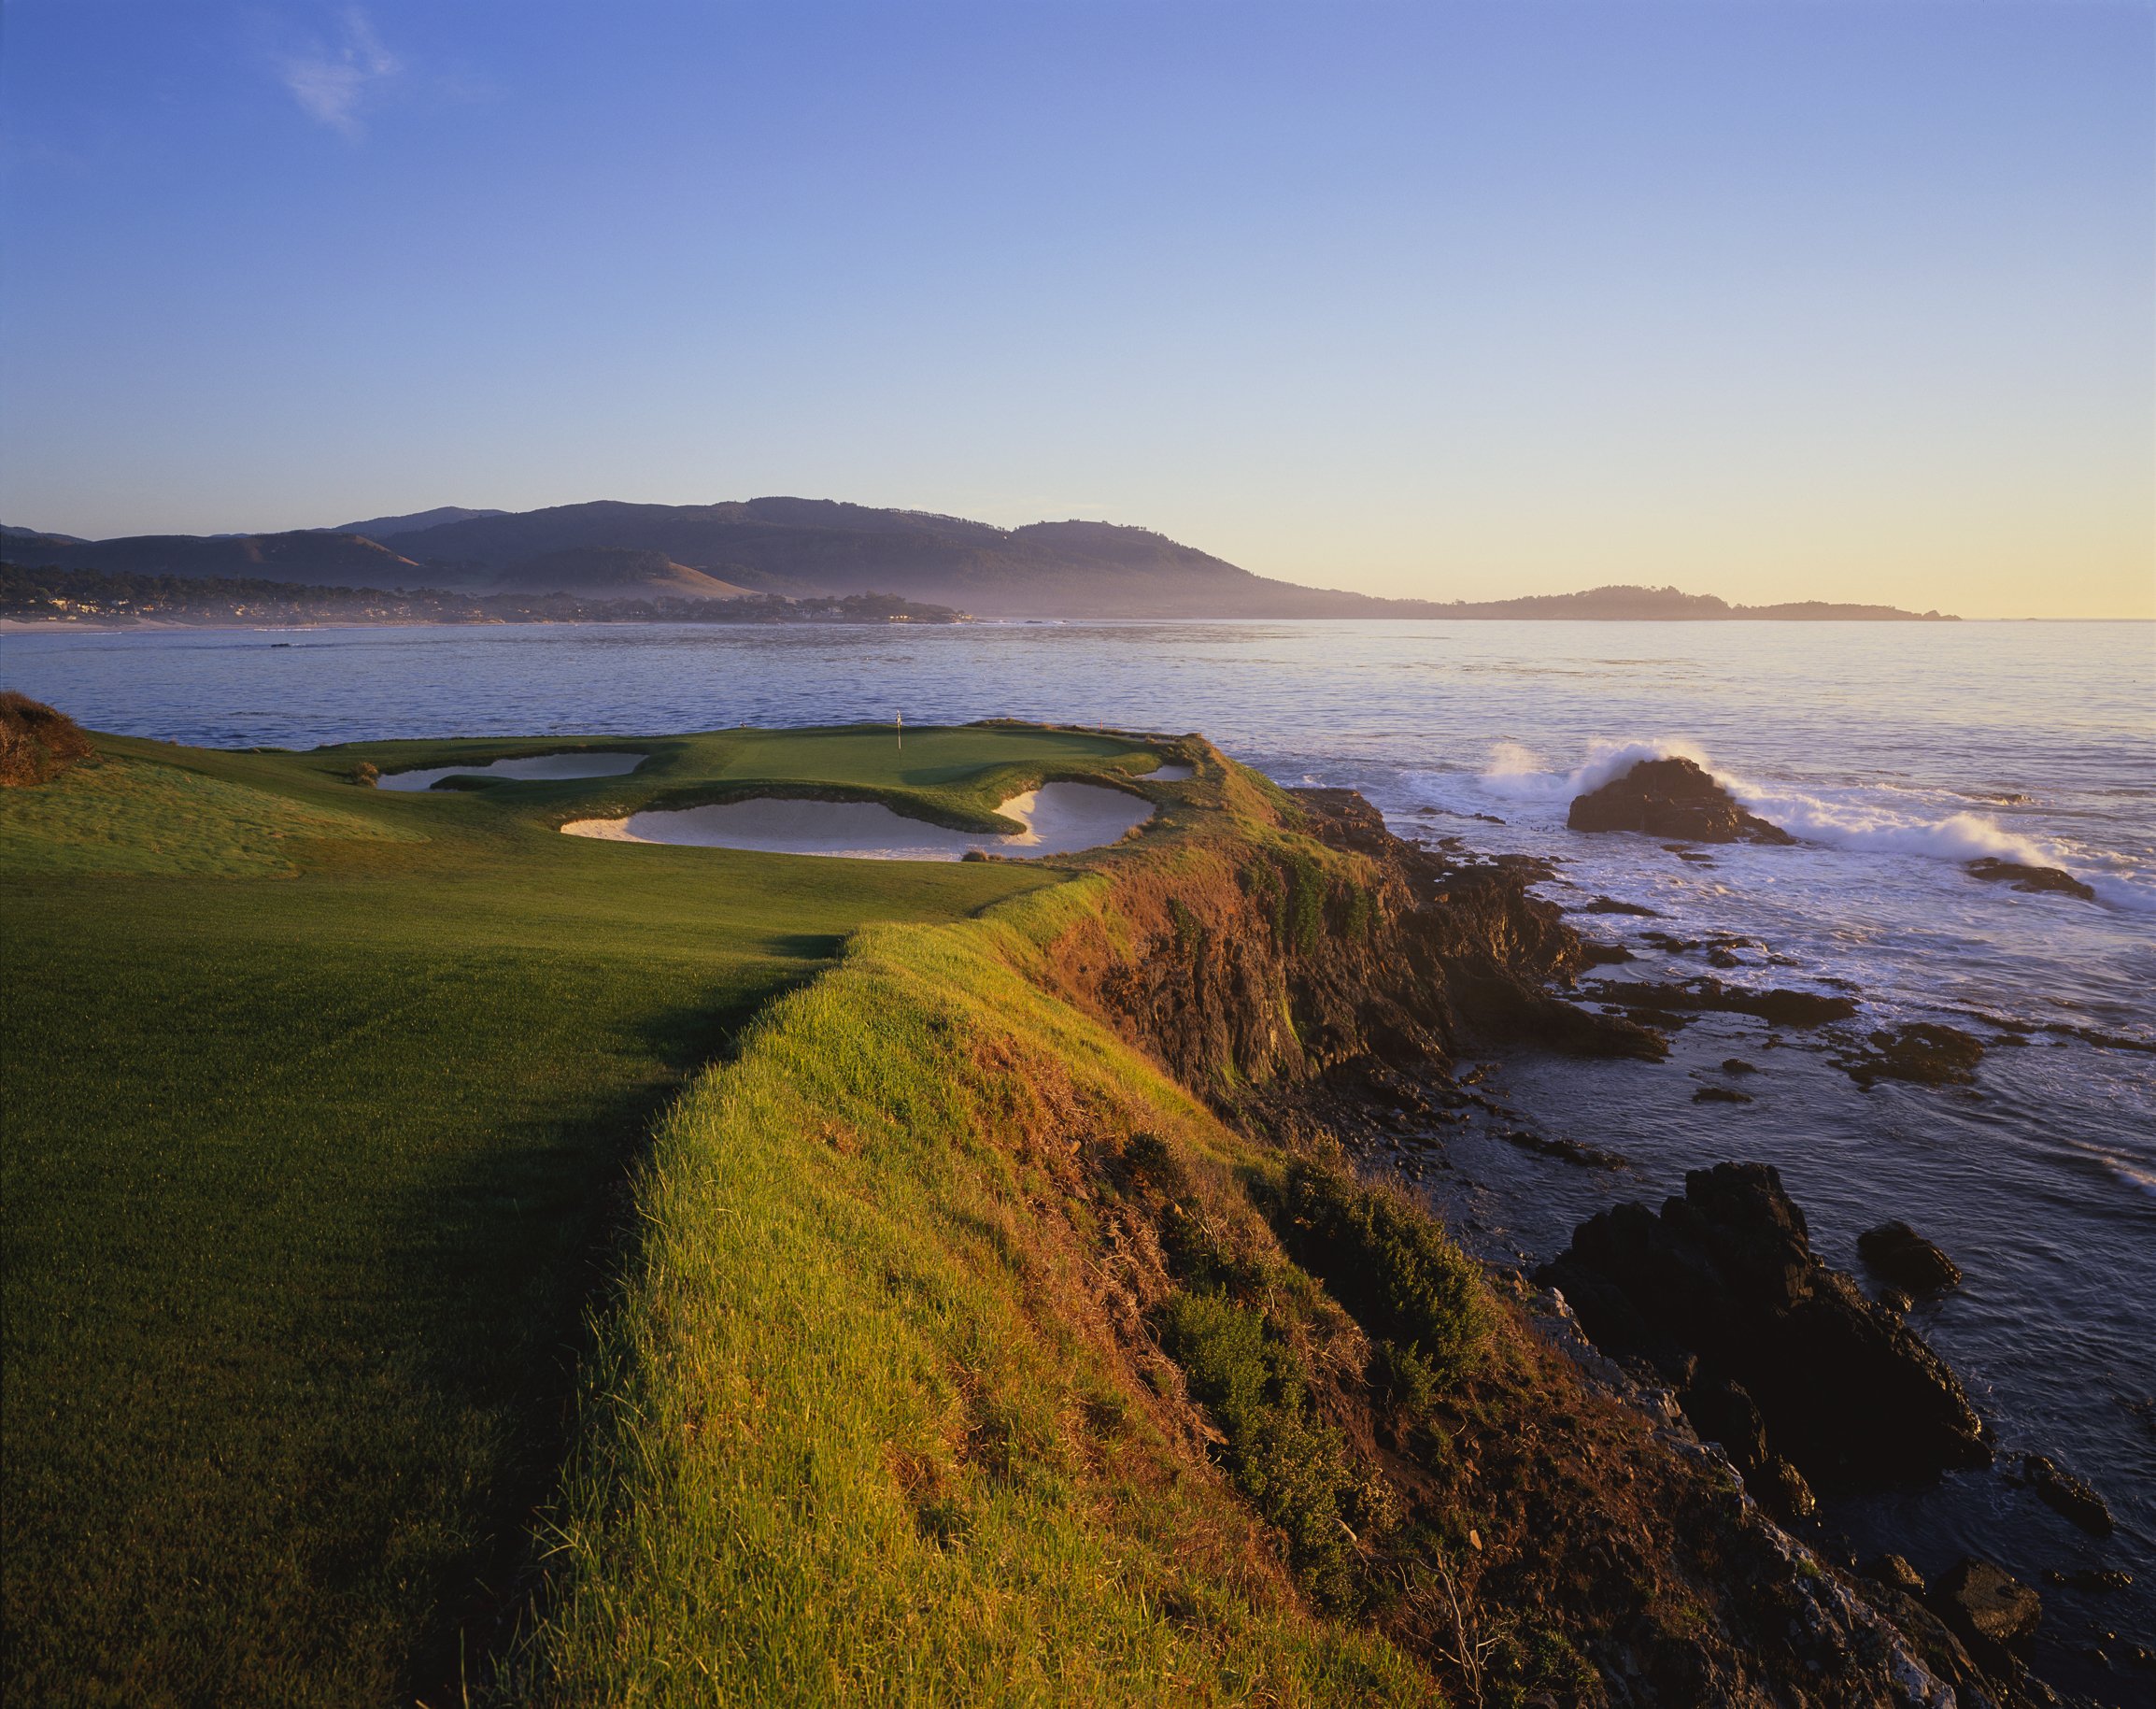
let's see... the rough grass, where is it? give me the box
[0,690,94,787]
[0,727,1078,1707]
[495,890,1436,1705]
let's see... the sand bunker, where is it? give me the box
[1148,762,1195,782]
[563,780,1153,862]
[378,752,648,791]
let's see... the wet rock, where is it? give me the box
[2023,1453,2114,1536]
[1535,1162,1992,1490]
[1721,1058,1758,1075]
[1706,947,1742,968]
[1582,894,1661,917]
[1579,939,1633,965]
[1929,1559,2041,1654]
[1693,1085,1753,1104]
[1966,858,2095,903]
[1497,1128,1628,1170]
[1866,1553,1928,1595]
[2043,1567,2131,1593]
[1567,757,1797,845]
[1585,976,1859,1029]
[1857,1220,1963,1294]
[1878,1289,1914,1315]
[1840,1023,1985,1089]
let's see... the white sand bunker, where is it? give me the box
[564,781,1153,862]
[1149,762,1195,782]
[378,752,648,791]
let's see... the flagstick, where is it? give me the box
[896,709,902,753]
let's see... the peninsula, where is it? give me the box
[2,702,2039,1706]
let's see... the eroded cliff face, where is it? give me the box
[1046,780,1655,1104]
[1021,768,2054,1709]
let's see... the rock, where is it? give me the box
[1497,1129,1628,1170]
[2023,1454,2114,1536]
[1535,1162,1992,1489]
[1929,1559,2040,1651]
[1753,1454,1815,1519]
[1693,1085,1753,1104]
[1966,858,2095,903]
[1865,1553,1927,1595]
[1585,976,1859,1029]
[1684,1374,1769,1471]
[1840,1022,1985,1089]
[1857,1221,1963,1293]
[1567,757,1796,845]
[1579,939,1633,965]
[1582,895,1661,917]
[2044,1567,2131,1593]
[1721,1058,1758,1075]
[1878,1289,1914,1315]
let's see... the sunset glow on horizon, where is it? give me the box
[2,1,2149,619]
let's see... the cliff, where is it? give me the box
[494,737,2027,1706]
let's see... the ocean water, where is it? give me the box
[7,618,2151,1697]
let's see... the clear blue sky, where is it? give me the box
[3,2,2149,616]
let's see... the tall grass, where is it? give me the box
[499,893,1436,1705]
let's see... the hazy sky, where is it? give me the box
[2,3,2149,617]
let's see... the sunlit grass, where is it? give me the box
[0,727,1079,1706]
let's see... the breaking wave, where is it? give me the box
[1475,738,2154,911]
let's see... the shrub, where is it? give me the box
[1157,1289,1366,1610]
[348,762,380,786]
[1276,1161,1491,1386]
[0,691,93,788]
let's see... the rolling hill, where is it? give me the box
[0,499,1957,620]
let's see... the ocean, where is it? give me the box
[7,616,2150,1697]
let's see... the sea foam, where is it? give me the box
[1475,738,2153,909]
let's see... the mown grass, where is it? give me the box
[330,721,1184,834]
[1,725,1125,1707]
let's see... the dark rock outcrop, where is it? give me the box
[1586,976,1859,1029]
[1839,1022,1985,1089]
[1929,1559,2041,1659]
[2021,1453,2113,1536]
[1567,757,1796,845]
[1536,1163,1992,1492]
[1858,1220,1963,1293]
[1581,893,1661,916]
[1967,858,2095,902]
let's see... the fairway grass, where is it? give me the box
[2,724,1133,1705]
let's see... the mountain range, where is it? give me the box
[0,499,1955,620]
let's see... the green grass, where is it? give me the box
[1,726,1128,1707]
[496,885,1433,1705]
[329,722,1184,834]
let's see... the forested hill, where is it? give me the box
[1,499,1956,620]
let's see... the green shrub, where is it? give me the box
[1157,1289,1367,1611]
[1276,1161,1490,1386]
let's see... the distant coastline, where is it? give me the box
[1,561,1955,628]
[2,498,1958,620]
